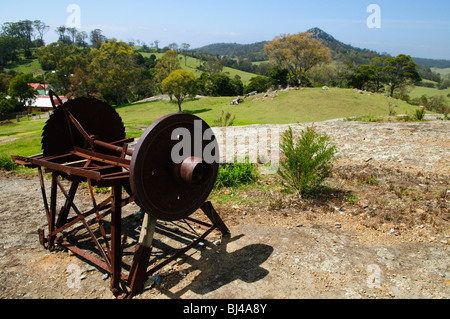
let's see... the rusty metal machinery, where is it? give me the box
[12,91,229,298]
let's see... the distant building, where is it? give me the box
[26,83,68,113]
[28,83,49,96]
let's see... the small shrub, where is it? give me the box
[387,102,397,116]
[215,158,258,188]
[414,107,426,121]
[278,126,338,194]
[0,154,18,171]
[213,111,235,127]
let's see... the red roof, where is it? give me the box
[28,83,49,90]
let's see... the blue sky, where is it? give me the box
[1,0,449,59]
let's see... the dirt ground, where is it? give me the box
[0,116,449,299]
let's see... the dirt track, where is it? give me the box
[0,116,449,299]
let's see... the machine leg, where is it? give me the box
[128,212,157,297]
[110,185,123,296]
[201,201,230,235]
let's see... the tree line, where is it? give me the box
[1,20,447,116]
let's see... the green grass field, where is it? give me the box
[119,88,417,127]
[0,87,434,167]
[410,85,450,103]
[140,52,258,84]
[431,67,450,76]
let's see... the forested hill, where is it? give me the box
[194,27,390,65]
[195,41,268,61]
[194,27,448,82]
[306,27,390,65]
[412,57,450,69]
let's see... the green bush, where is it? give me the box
[215,158,258,188]
[414,107,426,121]
[213,111,235,127]
[278,126,338,194]
[0,154,18,171]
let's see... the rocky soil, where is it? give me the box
[0,116,448,299]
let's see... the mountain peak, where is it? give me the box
[306,28,339,44]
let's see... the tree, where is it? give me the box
[383,54,421,97]
[37,42,87,93]
[155,50,181,92]
[75,31,89,48]
[265,32,331,86]
[162,70,196,112]
[33,20,49,45]
[201,55,226,75]
[88,39,142,105]
[245,76,272,94]
[349,64,377,91]
[2,20,35,58]
[181,43,191,66]
[90,29,106,49]
[56,26,72,45]
[195,73,243,97]
[8,73,36,108]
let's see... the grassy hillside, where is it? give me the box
[118,88,419,137]
[410,85,450,103]
[431,67,450,76]
[140,52,258,84]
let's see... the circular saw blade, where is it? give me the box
[41,98,126,157]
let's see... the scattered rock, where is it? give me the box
[230,96,244,105]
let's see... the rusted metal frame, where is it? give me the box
[110,185,124,296]
[109,137,135,146]
[180,218,202,237]
[59,240,110,273]
[101,171,130,179]
[37,167,51,223]
[87,178,111,256]
[83,164,116,171]
[100,172,130,185]
[63,193,133,239]
[56,179,80,228]
[53,196,112,237]
[48,173,58,249]
[11,155,37,167]
[20,155,102,181]
[65,108,94,150]
[93,139,134,157]
[201,201,230,235]
[184,216,214,231]
[121,143,130,158]
[73,147,131,169]
[49,89,63,109]
[42,152,76,163]
[58,240,127,282]
[55,178,112,270]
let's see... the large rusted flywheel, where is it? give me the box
[130,113,219,221]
